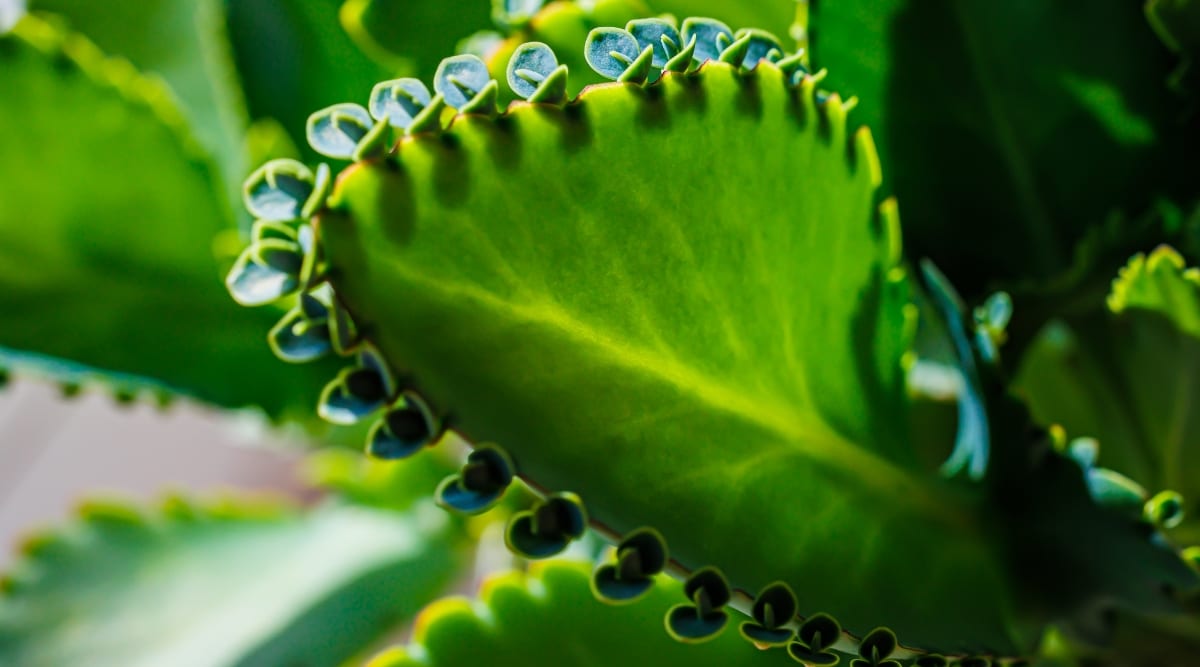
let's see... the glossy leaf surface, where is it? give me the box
[809,0,1198,297]
[0,498,463,667]
[367,560,790,666]
[317,60,1029,653]
[0,17,341,421]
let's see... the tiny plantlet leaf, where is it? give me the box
[506,41,560,100]
[627,17,682,68]
[244,159,315,222]
[434,54,494,110]
[369,78,433,130]
[306,103,375,160]
[584,27,642,81]
[681,16,734,64]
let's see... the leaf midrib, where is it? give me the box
[378,256,958,517]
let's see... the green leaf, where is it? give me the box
[225,0,394,160]
[340,0,494,76]
[313,58,1036,653]
[1017,246,1200,543]
[809,0,1198,297]
[1148,0,1200,98]
[646,0,801,49]
[0,17,341,422]
[0,497,465,667]
[28,0,249,201]
[366,560,791,666]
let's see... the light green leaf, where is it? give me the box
[1018,246,1200,543]
[0,497,465,667]
[0,16,342,422]
[28,0,248,201]
[809,0,1198,297]
[314,59,1032,654]
[367,560,791,667]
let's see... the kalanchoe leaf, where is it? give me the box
[318,353,394,425]
[1086,467,1149,516]
[353,117,392,161]
[681,17,734,64]
[776,50,809,81]
[505,493,587,559]
[435,54,494,110]
[306,103,375,160]
[301,163,333,219]
[369,78,433,130]
[225,245,301,307]
[794,612,842,654]
[251,238,305,275]
[268,295,332,363]
[591,528,668,604]
[663,35,698,73]
[243,159,314,222]
[434,444,515,514]
[626,18,682,68]
[717,31,754,66]
[1146,490,1186,529]
[367,391,439,460]
[617,44,656,85]
[584,27,642,81]
[665,568,732,643]
[507,42,560,100]
[735,28,784,69]
[852,627,901,667]
[739,581,799,646]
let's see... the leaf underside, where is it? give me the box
[0,499,463,667]
[0,17,343,422]
[316,58,1030,653]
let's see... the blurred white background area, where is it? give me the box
[0,379,308,567]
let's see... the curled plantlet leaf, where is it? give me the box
[317,349,395,425]
[777,50,810,83]
[225,238,304,306]
[243,159,314,222]
[506,42,568,104]
[626,17,682,68]
[329,298,363,355]
[1086,467,1148,517]
[306,103,375,160]
[505,492,587,559]
[852,627,901,667]
[366,391,439,460]
[1146,490,1186,529]
[591,527,668,604]
[250,219,298,244]
[296,224,324,289]
[435,444,515,514]
[1066,436,1100,469]
[787,612,842,665]
[681,17,734,65]
[434,54,499,115]
[663,35,698,74]
[353,118,392,162]
[369,78,433,131]
[584,27,654,84]
[665,567,731,643]
[973,291,1012,364]
[739,581,799,646]
[268,294,332,363]
[733,28,785,70]
[300,163,332,219]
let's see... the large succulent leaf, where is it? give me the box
[0,17,340,421]
[809,0,1199,297]
[1017,247,1200,543]
[367,560,790,666]
[28,0,248,199]
[0,497,464,667]
[312,55,1037,654]
[225,0,394,159]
